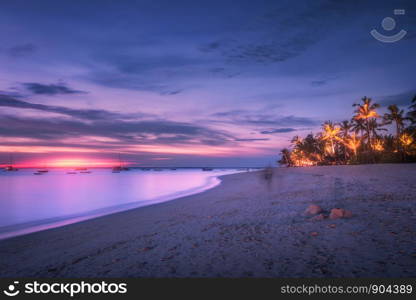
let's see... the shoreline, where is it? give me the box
[0,164,415,277]
[0,172,226,241]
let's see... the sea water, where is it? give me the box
[0,168,241,240]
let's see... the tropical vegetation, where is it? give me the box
[278,96,416,166]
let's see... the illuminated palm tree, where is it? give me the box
[344,133,360,157]
[321,121,340,156]
[400,133,413,155]
[353,97,380,150]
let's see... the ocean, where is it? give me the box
[0,168,242,239]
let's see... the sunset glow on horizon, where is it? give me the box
[0,158,118,169]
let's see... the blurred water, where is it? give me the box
[0,168,240,239]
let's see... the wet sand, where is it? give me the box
[0,164,415,277]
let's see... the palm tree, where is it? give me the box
[339,120,352,162]
[368,119,386,140]
[291,135,302,146]
[321,121,340,156]
[278,148,292,166]
[384,104,405,137]
[344,133,360,158]
[407,95,416,124]
[351,118,365,136]
[353,97,380,150]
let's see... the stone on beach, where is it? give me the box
[304,204,323,215]
[329,208,353,219]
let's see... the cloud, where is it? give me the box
[235,138,269,142]
[22,82,87,95]
[260,128,298,134]
[0,94,153,120]
[0,114,235,148]
[378,90,416,107]
[7,43,36,57]
[211,110,320,127]
[0,95,237,149]
[197,1,363,64]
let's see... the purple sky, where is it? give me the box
[0,0,415,167]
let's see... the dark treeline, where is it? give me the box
[279,95,416,167]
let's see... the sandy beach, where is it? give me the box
[0,164,415,277]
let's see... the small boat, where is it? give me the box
[202,167,213,171]
[37,169,49,173]
[66,171,77,174]
[33,172,43,175]
[112,166,122,173]
[3,154,19,171]
[4,166,18,171]
[80,171,91,174]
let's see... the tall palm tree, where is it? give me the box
[353,97,380,150]
[344,133,360,157]
[383,104,406,153]
[339,120,352,162]
[368,119,386,140]
[407,95,416,124]
[351,118,365,136]
[321,121,340,156]
[384,104,405,138]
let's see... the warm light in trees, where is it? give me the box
[400,133,413,147]
[373,140,384,152]
[344,134,361,156]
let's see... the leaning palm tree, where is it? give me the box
[353,97,380,150]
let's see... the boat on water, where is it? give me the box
[66,171,77,174]
[202,167,213,171]
[80,171,91,174]
[112,153,131,173]
[33,172,44,175]
[4,165,19,172]
[3,154,19,171]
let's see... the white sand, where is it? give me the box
[0,164,415,277]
